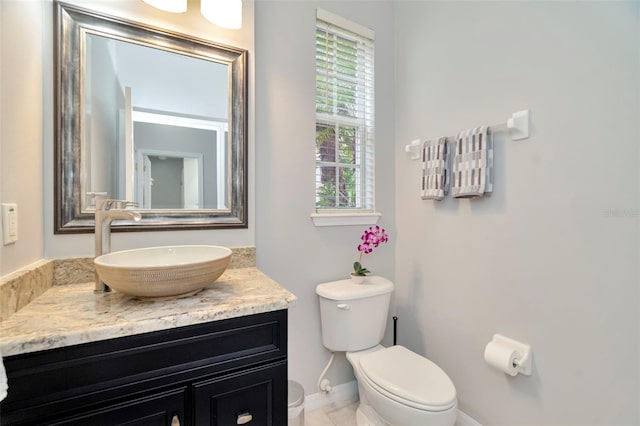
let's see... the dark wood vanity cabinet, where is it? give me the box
[0,310,288,426]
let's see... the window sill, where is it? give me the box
[310,212,381,227]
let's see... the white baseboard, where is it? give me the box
[304,380,358,412]
[456,409,483,426]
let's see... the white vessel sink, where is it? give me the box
[94,245,232,300]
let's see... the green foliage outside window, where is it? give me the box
[316,124,358,208]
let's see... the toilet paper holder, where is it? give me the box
[488,334,532,376]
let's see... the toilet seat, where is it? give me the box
[359,345,457,412]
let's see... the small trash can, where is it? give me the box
[287,380,304,426]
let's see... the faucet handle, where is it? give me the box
[99,199,138,210]
[95,198,114,210]
[86,192,108,209]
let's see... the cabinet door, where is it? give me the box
[48,387,187,426]
[193,362,287,426]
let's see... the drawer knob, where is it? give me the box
[171,414,180,426]
[237,412,253,424]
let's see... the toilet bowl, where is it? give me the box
[347,345,457,426]
[316,277,457,426]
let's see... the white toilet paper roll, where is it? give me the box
[484,340,520,376]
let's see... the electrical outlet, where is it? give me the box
[2,203,18,245]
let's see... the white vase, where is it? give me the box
[350,273,366,284]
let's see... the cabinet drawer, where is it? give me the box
[49,387,186,426]
[193,361,287,426]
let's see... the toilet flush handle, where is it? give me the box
[336,303,350,310]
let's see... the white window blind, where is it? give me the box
[315,9,375,214]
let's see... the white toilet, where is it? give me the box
[316,276,457,426]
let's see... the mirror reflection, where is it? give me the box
[54,2,247,233]
[83,34,229,212]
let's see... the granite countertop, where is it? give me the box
[0,267,296,357]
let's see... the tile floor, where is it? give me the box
[304,397,359,426]
[303,399,468,426]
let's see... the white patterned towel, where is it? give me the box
[421,137,450,201]
[451,126,493,198]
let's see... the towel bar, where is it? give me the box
[405,109,530,160]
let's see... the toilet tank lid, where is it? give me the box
[316,276,394,301]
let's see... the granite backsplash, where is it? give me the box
[0,246,256,321]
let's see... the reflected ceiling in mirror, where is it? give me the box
[54,1,247,233]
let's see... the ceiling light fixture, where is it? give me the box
[141,0,187,13]
[201,0,243,30]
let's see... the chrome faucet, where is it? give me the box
[94,199,142,293]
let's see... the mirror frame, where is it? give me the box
[54,1,248,234]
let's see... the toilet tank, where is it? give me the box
[316,276,393,352]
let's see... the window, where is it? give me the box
[314,9,378,226]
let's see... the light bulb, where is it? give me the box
[142,0,187,13]
[201,0,242,30]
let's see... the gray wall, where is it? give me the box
[255,0,396,399]
[0,0,45,275]
[393,2,639,425]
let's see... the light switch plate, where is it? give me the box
[2,203,18,245]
